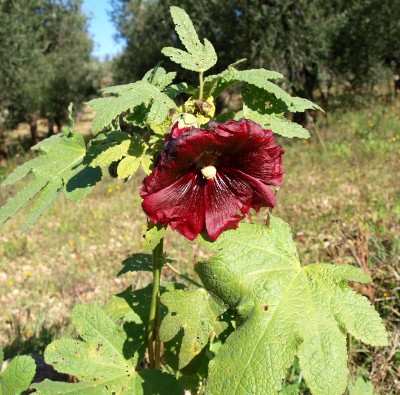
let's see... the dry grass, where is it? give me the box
[0,99,399,392]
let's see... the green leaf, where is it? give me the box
[87,131,151,178]
[347,377,375,395]
[0,351,36,395]
[160,288,228,369]
[162,7,217,73]
[143,224,166,253]
[89,132,133,167]
[87,80,176,135]
[143,66,176,90]
[241,108,310,139]
[238,72,321,113]
[34,371,181,395]
[103,286,151,324]
[118,253,153,276]
[117,156,141,179]
[201,66,283,99]
[20,177,63,232]
[279,384,300,395]
[196,217,388,395]
[164,82,193,99]
[32,305,181,395]
[0,128,101,231]
[199,66,322,116]
[240,86,316,138]
[103,283,185,360]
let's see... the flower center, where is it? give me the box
[201,165,217,180]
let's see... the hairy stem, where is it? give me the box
[147,236,164,368]
[199,71,204,100]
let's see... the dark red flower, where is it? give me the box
[140,119,284,241]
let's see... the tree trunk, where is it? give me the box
[55,116,62,133]
[293,64,318,127]
[395,76,400,97]
[47,119,54,137]
[29,115,39,146]
[0,125,7,167]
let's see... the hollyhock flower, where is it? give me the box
[140,119,284,241]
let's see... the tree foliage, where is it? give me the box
[0,0,97,152]
[111,0,400,107]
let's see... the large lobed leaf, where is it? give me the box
[201,66,321,113]
[238,107,310,139]
[0,127,101,232]
[160,288,228,369]
[143,66,177,90]
[32,305,182,394]
[87,131,153,178]
[87,79,176,135]
[0,346,36,395]
[196,217,388,395]
[162,7,217,73]
[197,65,321,138]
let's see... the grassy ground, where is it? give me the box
[0,100,399,393]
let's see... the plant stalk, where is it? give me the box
[147,236,164,369]
[199,71,204,100]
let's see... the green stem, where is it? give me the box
[147,236,164,368]
[199,71,204,100]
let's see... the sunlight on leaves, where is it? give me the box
[197,217,388,395]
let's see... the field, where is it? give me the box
[0,100,399,393]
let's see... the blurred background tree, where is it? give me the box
[0,0,98,158]
[1,0,399,163]
[110,0,400,113]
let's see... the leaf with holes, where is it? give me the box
[0,127,101,232]
[143,66,176,90]
[199,66,322,115]
[162,7,217,73]
[87,80,176,135]
[0,347,36,395]
[87,131,152,178]
[160,288,228,369]
[240,107,310,139]
[143,224,166,252]
[196,216,388,395]
[32,305,182,394]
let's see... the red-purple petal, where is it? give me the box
[142,172,205,241]
[224,168,277,209]
[141,119,284,241]
[204,171,251,240]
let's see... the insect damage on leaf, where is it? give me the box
[0,126,101,232]
[196,216,388,395]
[161,7,217,73]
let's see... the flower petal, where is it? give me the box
[235,144,284,185]
[140,119,284,242]
[204,170,253,241]
[142,172,205,241]
[224,168,277,209]
[204,168,277,240]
